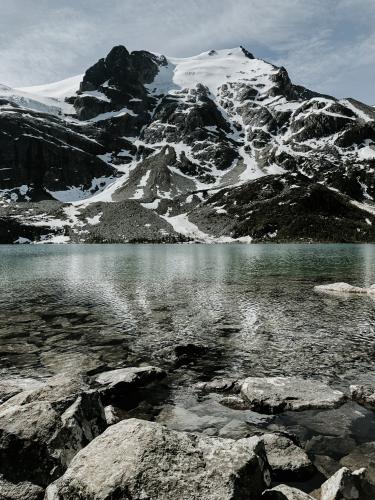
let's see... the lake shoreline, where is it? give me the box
[1,244,374,498]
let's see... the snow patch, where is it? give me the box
[86,213,102,225]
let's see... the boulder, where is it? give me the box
[0,476,44,500]
[320,467,375,500]
[240,377,345,414]
[340,442,375,486]
[262,485,315,499]
[94,365,165,390]
[94,366,166,404]
[350,385,375,410]
[0,378,45,404]
[45,418,271,500]
[261,433,315,481]
[0,375,106,487]
[4,373,92,413]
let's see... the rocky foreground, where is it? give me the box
[1,365,375,499]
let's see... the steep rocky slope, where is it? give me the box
[1,45,375,243]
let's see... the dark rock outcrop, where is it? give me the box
[0,110,115,200]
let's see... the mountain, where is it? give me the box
[1,45,375,243]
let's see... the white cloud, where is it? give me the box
[0,0,374,103]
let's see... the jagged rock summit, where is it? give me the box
[1,45,375,243]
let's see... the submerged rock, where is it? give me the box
[320,466,375,500]
[306,435,356,459]
[240,377,345,414]
[313,455,341,479]
[350,384,375,410]
[156,404,228,434]
[261,433,315,481]
[314,283,375,295]
[218,419,252,439]
[219,394,250,410]
[173,343,210,367]
[195,378,237,393]
[45,418,271,500]
[262,484,315,499]
[278,402,369,440]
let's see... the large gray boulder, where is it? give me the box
[261,433,314,481]
[0,476,44,500]
[0,374,106,487]
[45,418,271,500]
[262,485,315,499]
[240,377,345,414]
[320,466,375,500]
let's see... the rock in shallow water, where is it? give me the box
[261,433,315,481]
[320,466,375,500]
[350,384,375,410]
[340,442,375,486]
[314,283,375,295]
[313,455,341,479]
[195,378,237,393]
[240,377,345,414]
[45,418,271,500]
[262,484,315,499]
[94,365,166,404]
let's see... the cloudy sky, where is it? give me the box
[1,0,374,103]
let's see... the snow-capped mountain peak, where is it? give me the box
[1,45,375,244]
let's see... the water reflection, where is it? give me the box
[0,244,374,387]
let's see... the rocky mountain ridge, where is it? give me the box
[1,45,375,243]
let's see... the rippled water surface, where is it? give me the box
[1,243,375,385]
[2,243,375,474]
